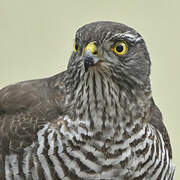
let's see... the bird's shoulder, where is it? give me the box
[0,71,67,153]
[0,71,67,115]
[149,99,173,158]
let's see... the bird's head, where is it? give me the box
[68,21,151,88]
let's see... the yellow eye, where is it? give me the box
[111,41,128,55]
[73,42,79,52]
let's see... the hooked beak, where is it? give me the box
[84,42,99,71]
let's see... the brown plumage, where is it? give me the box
[0,21,175,179]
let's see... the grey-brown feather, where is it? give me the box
[0,21,175,180]
[0,72,67,179]
[150,99,173,159]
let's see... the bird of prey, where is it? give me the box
[0,21,175,180]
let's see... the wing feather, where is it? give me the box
[0,72,66,153]
[150,99,173,158]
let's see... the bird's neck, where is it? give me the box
[65,68,152,138]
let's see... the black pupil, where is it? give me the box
[116,45,123,52]
[75,44,78,51]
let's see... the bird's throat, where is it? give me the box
[66,69,151,138]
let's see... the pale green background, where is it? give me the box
[0,0,179,178]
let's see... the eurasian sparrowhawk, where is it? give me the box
[0,21,175,179]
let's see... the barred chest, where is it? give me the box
[4,72,174,180]
[4,98,174,179]
[15,112,169,180]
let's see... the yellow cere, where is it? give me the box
[85,42,98,55]
[111,41,128,55]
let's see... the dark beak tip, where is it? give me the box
[84,61,89,72]
[84,56,95,71]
